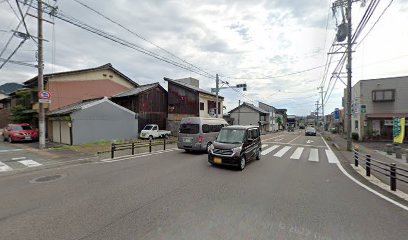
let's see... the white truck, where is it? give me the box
[139,124,171,140]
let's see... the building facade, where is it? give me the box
[165,77,224,134]
[259,102,279,132]
[349,76,408,141]
[229,102,269,132]
[111,83,168,132]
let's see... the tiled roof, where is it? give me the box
[47,97,105,116]
[164,77,224,99]
[112,82,161,98]
[229,102,269,114]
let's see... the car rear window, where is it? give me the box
[179,124,199,134]
[10,125,32,131]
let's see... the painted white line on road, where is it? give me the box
[308,149,319,162]
[0,161,12,172]
[290,147,304,159]
[262,135,284,142]
[261,145,279,156]
[325,149,339,164]
[274,138,284,142]
[101,148,179,163]
[262,142,327,148]
[288,135,301,144]
[11,157,27,161]
[320,134,408,211]
[274,146,291,157]
[0,149,24,153]
[261,144,268,148]
[18,160,42,168]
[306,140,314,144]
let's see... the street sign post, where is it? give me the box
[38,90,51,104]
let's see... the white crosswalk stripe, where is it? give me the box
[290,147,304,159]
[18,160,42,168]
[261,144,268,148]
[325,149,339,163]
[274,146,291,157]
[261,145,279,155]
[308,149,319,162]
[0,161,13,172]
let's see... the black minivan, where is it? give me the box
[208,126,262,170]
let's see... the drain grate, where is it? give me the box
[30,174,65,183]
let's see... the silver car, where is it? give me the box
[177,117,228,152]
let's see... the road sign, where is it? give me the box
[361,105,366,113]
[38,90,51,104]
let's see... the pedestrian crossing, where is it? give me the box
[0,157,43,172]
[261,144,338,164]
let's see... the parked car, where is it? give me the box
[208,126,261,171]
[177,117,228,152]
[305,126,317,136]
[288,126,294,132]
[2,123,39,143]
[139,124,171,140]
[299,123,305,129]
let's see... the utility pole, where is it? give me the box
[215,74,219,118]
[346,0,353,151]
[315,101,320,127]
[319,86,325,131]
[238,100,241,125]
[37,0,46,149]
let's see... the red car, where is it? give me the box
[2,124,39,143]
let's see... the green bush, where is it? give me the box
[352,132,359,141]
[330,128,338,134]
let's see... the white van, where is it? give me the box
[177,117,228,152]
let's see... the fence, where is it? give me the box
[111,138,177,159]
[353,148,408,191]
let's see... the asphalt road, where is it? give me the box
[0,130,407,240]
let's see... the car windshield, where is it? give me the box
[216,128,246,144]
[143,125,154,130]
[179,124,199,134]
[10,125,32,131]
[306,127,315,131]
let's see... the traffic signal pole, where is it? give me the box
[346,0,353,151]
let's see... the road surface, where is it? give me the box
[0,130,407,240]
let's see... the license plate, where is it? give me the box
[25,136,31,140]
[214,157,222,164]
[183,138,192,143]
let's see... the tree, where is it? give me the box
[276,116,282,130]
[11,90,32,123]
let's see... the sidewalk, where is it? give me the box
[324,132,408,194]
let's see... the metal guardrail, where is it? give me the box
[354,148,408,191]
[111,138,177,159]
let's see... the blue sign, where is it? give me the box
[334,108,339,122]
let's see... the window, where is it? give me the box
[251,129,259,139]
[200,102,204,110]
[179,124,199,134]
[355,120,359,130]
[372,89,395,102]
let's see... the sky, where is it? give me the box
[0,0,407,116]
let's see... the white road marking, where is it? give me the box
[320,134,408,211]
[18,160,42,168]
[262,142,327,148]
[306,140,314,144]
[288,135,301,144]
[11,157,27,161]
[274,146,291,157]
[325,149,339,164]
[308,149,319,162]
[261,144,268,148]
[290,147,304,159]
[0,149,24,153]
[102,148,179,163]
[274,138,284,142]
[0,161,12,172]
[261,145,280,156]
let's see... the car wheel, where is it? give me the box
[148,135,153,141]
[185,149,191,153]
[239,155,246,171]
[256,148,261,160]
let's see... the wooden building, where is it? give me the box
[111,82,168,131]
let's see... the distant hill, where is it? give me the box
[0,83,23,94]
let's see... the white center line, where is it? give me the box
[18,160,42,168]
[290,147,304,159]
[11,157,27,161]
[325,149,339,163]
[274,146,291,157]
[308,149,319,162]
[0,149,24,153]
[0,161,12,172]
[261,145,280,156]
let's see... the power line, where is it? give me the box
[0,38,27,70]
[71,0,215,79]
[356,0,394,49]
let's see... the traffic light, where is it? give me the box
[236,84,247,91]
